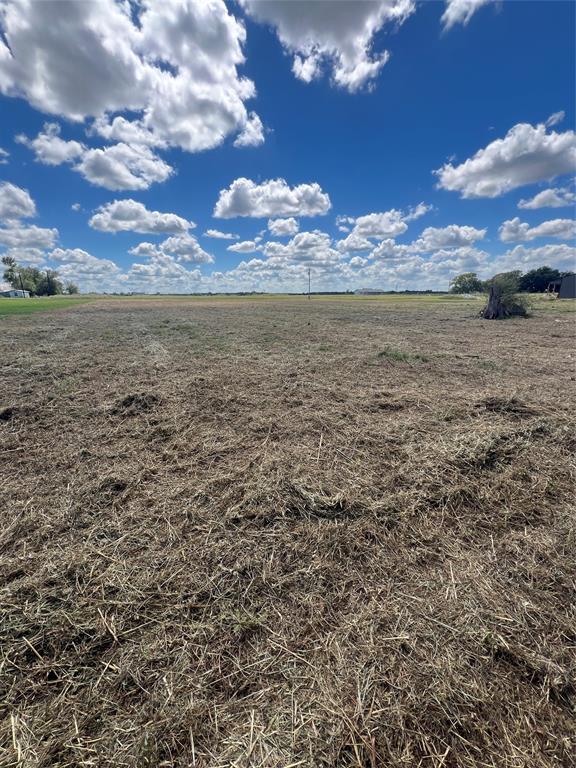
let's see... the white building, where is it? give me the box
[0,289,30,298]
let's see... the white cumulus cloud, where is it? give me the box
[90,116,166,148]
[50,248,121,278]
[16,123,85,165]
[77,143,173,191]
[18,123,173,191]
[442,0,493,30]
[89,200,192,234]
[129,254,202,283]
[498,217,576,243]
[348,210,409,239]
[240,0,415,92]
[262,230,341,264]
[0,182,58,251]
[435,121,576,198]
[233,112,265,147]
[0,0,262,154]
[159,234,214,264]
[412,224,486,251]
[349,255,369,267]
[0,181,36,222]
[337,232,374,253]
[405,202,434,221]
[370,238,412,260]
[0,225,58,250]
[227,240,262,253]
[268,217,299,236]
[1,247,46,265]
[214,178,331,218]
[497,243,576,273]
[204,229,239,239]
[340,204,430,243]
[129,233,213,264]
[518,186,576,209]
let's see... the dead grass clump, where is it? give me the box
[477,394,536,417]
[111,392,160,415]
[223,481,362,526]
[0,404,35,422]
[283,483,361,521]
[97,477,130,499]
[486,636,575,712]
[377,346,429,364]
[370,390,418,411]
[0,405,19,421]
[450,421,551,472]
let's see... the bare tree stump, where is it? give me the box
[480,283,527,320]
[481,285,504,319]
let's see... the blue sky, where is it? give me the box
[0,0,574,293]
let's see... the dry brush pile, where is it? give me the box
[1,298,575,767]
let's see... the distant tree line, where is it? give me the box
[1,255,79,295]
[449,266,572,295]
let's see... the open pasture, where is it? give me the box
[0,297,95,318]
[1,296,575,767]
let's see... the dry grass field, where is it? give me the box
[1,296,575,768]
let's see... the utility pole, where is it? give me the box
[308,267,311,299]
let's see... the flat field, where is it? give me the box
[0,296,94,317]
[1,296,575,767]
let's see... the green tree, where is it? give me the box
[65,281,80,294]
[518,266,561,293]
[2,256,40,294]
[2,255,20,288]
[449,272,484,293]
[2,256,64,296]
[36,269,64,296]
[484,270,522,290]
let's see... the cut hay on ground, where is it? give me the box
[1,297,575,767]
